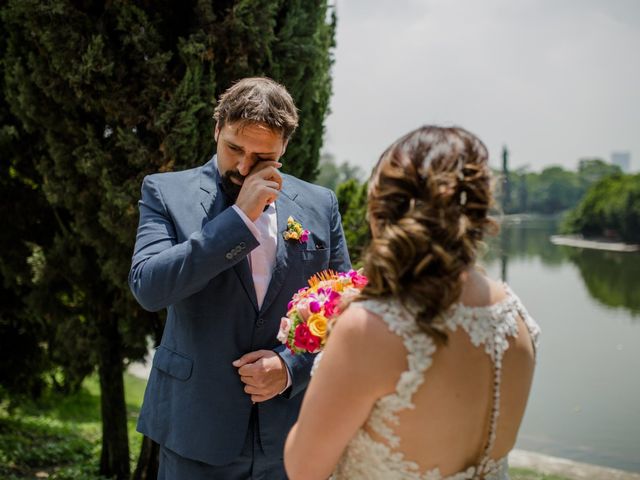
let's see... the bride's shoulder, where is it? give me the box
[328,302,408,378]
[333,300,403,344]
[458,271,510,308]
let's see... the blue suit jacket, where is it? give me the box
[128,157,351,466]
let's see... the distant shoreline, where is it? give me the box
[550,234,640,253]
[510,449,640,479]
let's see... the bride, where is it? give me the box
[284,126,540,479]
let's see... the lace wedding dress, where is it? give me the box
[324,286,540,480]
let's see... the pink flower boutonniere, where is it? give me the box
[283,216,309,243]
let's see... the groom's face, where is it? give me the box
[215,121,287,202]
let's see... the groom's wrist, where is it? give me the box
[277,353,292,394]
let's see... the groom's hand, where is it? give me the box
[233,350,288,403]
[235,161,282,222]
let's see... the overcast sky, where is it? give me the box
[322,0,639,174]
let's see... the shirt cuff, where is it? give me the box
[232,205,260,240]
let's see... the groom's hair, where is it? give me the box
[213,77,299,140]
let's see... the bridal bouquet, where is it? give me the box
[277,270,368,354]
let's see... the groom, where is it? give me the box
[129,77,351,479]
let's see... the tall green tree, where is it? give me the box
[501,146,511,212]
[1,1,336,478]
[0,26,95,404]
[0,77,51,403]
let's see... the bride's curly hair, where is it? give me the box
[359,126,497,343]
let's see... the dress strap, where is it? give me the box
[453,285,538,473]
[477,320,504,472]
[351,298,436,447]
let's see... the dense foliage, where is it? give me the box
[335,179,370,266]
[562,174,640,243]
[501,159,621,215]
[314,153,365,191]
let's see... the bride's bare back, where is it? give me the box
[369,271,537,476]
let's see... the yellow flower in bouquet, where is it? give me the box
[307,314,328,339]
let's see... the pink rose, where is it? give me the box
[349,270,368,289]
[277,317,292,344]
[296,298,312,321]
[300,230,310,243]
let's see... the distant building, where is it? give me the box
[611,151,631,173]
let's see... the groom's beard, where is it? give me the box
[220,170,245,204]
[220,170,272,212]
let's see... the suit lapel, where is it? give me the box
[199,157,258,312]
[259,183,302,314]
[199,157,219,220]
[234,260,258,312]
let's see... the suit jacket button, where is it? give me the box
[225,252,233,260]
[256,318,265,327]
[240,242,246,248]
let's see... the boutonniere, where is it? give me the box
[283,216,310,243]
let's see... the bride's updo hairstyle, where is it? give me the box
[360,126,497,343]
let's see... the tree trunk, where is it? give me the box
[132,436,160,480]
[97,305,130,480]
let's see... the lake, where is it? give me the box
[483,216,640,473]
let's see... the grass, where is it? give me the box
[0,373,147,479]
[0,374,571,480]
[510,468,571,480]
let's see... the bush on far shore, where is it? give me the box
[562,173,640,243]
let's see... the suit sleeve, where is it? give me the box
[273,346,315,398]
[128,175,259,312]
[275,188,353,399]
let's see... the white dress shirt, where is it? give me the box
[231,202,292,392]
[232,203,277,308]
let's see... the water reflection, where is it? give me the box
[481,215,640,472]
[485,216,640,318]
[566,249,640,318]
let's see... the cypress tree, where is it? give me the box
[0,21,95,404]
[0,71,52,403]
[501,145,511,212]
[1,1,335,477]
